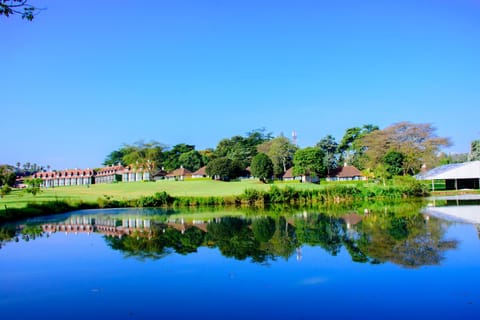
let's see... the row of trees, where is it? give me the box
[101,122,461,182]
[3,122,469,186]
[103,129,275,179]
[251,122,452,182]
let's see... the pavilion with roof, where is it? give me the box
[416,161,480,191]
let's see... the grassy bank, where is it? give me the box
[0,178,428,223]
[0,179,321,209]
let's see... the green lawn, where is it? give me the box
[1,179,328,209]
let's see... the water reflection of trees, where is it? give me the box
[0,224,44,248]
[102,212,456,268]
[0,208,458,268]
[105,226,205,261]
[356,213,457,267]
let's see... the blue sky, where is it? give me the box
[2,0,479,169]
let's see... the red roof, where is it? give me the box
[34,169,94,179]
[96,165,125,176]
[342,213,363,226]
[283,167,294,178]
[166,167,193,177]
[328,165,363,178]
[192,166,207,176]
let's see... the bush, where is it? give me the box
[137,191,173,207]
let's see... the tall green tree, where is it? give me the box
[293,147,326,180]
[199,148,215,166]
[316,135,339,175]
[178,150,203,172]
[103,149,128,166]
[120,140,166,177]
[257,135,297,177]
[338,124,378,168]
[214,129,272,168]
[250,153,274,183]
[163,144,195,172]
[360,122,451,175]
[205,157,243,181]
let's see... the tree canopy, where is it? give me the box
[214,129,272,168]
[178,150,203,172]
[16,124,454,183]
[316,135,339,175]
[163,144,195,172]
[250,153,274,183]
[359,122,451,175]
[104,141,166,177]
[0,165,16,187]
[257,135,297,177]
[338,124,379,168]
[205,157,243,181]
[293,147,326,178]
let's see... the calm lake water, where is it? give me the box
[1,200,480,319]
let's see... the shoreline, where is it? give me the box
[1,183,428,224]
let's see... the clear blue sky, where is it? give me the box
[2,0,479,169]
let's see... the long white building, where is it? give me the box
[416,161,480,191]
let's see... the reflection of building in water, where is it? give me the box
[342,213,363,240]
[423,203,480,225]
[165,218,209,234]
[41,216,212,238]
[43,216,95,234]
[342,213,363,229]
[42,216,152,238]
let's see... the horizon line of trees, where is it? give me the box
[99,122,478,183]
[5,122,479,185]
